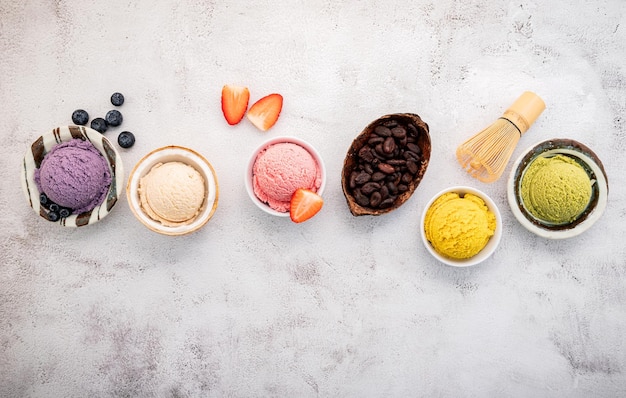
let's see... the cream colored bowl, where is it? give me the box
[126,146,218,235]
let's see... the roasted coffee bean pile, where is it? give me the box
[347,119,423,209]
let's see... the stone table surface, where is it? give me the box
[1,1,625,397]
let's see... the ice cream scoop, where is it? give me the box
[521,154,592,224]
[252,142,322,213]
[138,161,206,227]
[34,138,111,214]
[424,192,496,260]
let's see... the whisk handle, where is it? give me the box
[502,91,546,135]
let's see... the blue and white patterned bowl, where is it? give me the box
[21,125,124,227]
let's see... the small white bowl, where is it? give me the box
[126,145,218,235]
[420,186,503,267]
[245,136,326,217]
[21,125,124,227]
[507,138,608,239]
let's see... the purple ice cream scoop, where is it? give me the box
[34,138,112,214]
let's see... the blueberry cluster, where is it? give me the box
[39,193,72,222]
[71,92,136,149]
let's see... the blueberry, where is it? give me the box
[48,211,60,222]
[59,208,71,218]
[111,92,125,106]
[91,117,108,133]
[49,203,60,212]
[117,131,135,148]
[71,109,89,125]
[105,110,123,127]
[40,193,49,206]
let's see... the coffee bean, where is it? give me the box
[369,191,382,207]
[374,125,392,137]
[355,171,371,185]
[378,163,395,174]
[407,143,421,155]
[347,117,425,210]
[358,146,374,162]
[349,171,358,189]
[354,189,370,207]
[368,136,384,145]
[383,137,395,154]
[387,181,398,195]
[361,182,381,195]
[403,150,420,162]
[372,172,386,182]
[387,159,406,167]
[379,197,396,208]
[391,126,406,139]
[380,185,389,199]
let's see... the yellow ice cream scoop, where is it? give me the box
[424,192,496,260]
[521,154,592,225]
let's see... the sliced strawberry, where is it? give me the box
[247,93,283,131]
[221,85,250,125]
[290,189,323,223]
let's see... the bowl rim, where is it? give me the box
[126,145,219,236]
[20,125,124,227]
[507,138,608,239]
[244,136,326,217]
[420,185,503,267]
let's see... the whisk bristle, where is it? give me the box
[456,118,521,183]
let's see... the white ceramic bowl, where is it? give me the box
[21,125,124,227]
[420,186,503,267]
[126,145,218,235]
[507,138,608,239]
[245,136,326,217]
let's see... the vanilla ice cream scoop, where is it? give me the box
[139,161,206,226]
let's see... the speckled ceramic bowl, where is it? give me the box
[126,145,219,236]
[420,186,502,267]
[245,136,326,217]
[507,139,608,239]
[21,125,124,227]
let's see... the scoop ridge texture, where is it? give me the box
[139,162,206,227]
[424,193,496,259]
[34,138,111,214]
[521,155,592,224]
[252,143,321,212]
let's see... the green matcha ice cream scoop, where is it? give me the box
[521,154,593,224]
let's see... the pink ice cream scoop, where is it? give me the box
[34,138,112,214]
[252,142,322,212]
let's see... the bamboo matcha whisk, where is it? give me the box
[456,91,546,183]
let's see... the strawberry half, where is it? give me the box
[221,85,250,125]
[247,93,283,131]
[290,189,323,223]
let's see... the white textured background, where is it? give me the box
[2,1,625,397]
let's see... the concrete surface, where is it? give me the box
[1,0,625,397]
